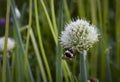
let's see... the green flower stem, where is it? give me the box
[20,25,28,31]
[10,0,34,81]
[90,0,98,77]
[63,60,74,82]
[56,1,73,82]
[6,58,12,82]
[50,0,58,38]
[11,49,16,81]
[2,0,10,82]
[100,0,109,81]
[97,0,103,30]
[0,57,2,82]
[90,0,97,25]
[56,1,63,82]
[34,0,52,82]
[30,29,47,82]
[63,0,71,21]
[80,50,87,82]
[78,0,85,17]
[56,43,62,82]
[116,0,120,68]
[62,62,69,82]
[24,0,32,82]
[39,0,57,45]
[106,49,113,82]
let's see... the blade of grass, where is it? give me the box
[0,58,2,82]
[24,0,33,82]
[106,48,113,82]
[90,0,98,77]
[6,58,12,82]
[50,0,58,38]
[62,62,69,82]
[56,1,74,82]
[11,48,16,81]
[78,0,85,18]
[115,0,120,68]
[56,40,62,82]
[90,0,97,25]
[100,0,109,81]
[30,28,47,82]
[10,0,24,82]
[34,0,52,82]
[56,0,63,82]
[96,0,103,80]
[39,0,57,45]
[63,60,74,82]
[72,60,78,78]
[97,0,103,31]
[2,0,10,82]
[36,67,41,82]
[10,0,34,82]
[63,0,71,21]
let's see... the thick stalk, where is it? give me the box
[2,0,10,82]
[80,50,87,82]
[56,0,63,82]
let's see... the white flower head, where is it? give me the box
[60,19,99,51]
[0,37,15,52]
[15,7,21,18]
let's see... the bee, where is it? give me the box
[63,47,77,60]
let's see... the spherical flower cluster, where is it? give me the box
[0,37,15,52]
[60,19,99,51]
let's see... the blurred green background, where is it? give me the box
[0,0,120,82]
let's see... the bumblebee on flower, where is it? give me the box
[60,19,99,59]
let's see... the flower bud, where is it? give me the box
[0,37,15,52]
